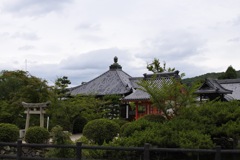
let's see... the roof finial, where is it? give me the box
[109,56,122,70]
[114,56,118,63]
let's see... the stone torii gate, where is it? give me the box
[22,101,50,132]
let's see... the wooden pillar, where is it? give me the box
[135,102,139,120]
[25,108,30,131]
[144,103,147,114]
[147,103,150,114]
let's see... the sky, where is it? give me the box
[0,0,240,86]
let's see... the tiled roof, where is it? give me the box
[195,78,232,94]
[218,79,240,100]
[123,71,180,101]
[129,77,143,89]
[70,57,132,96]
[123,89,150,101]
[195,78,240,100]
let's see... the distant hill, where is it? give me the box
[182,70,240,85]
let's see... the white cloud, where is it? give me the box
[18,45,36,51]
[1,0,240,86]
[1,0,73,16]
[11,32,39,41]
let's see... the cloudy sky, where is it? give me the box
[0,0,240,86]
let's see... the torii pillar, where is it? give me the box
[22,101,50,131]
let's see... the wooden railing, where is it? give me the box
[0,140,240,160]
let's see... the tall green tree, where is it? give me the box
[0,70,50,127]
[48,95,109,132]
[54,76,71,100]
[138,77,196,120]
[139,58,196,119]
[218,65,237,79]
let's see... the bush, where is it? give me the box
[83,119,120,145]
[50,125,72,144]
[120,119,155,137]
[112,118,128,127]
[0,123,19,142]
[139,114,166,123]
[25,126,50,143]
[46,125,75,158]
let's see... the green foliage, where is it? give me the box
[83,119,120,145]
[178,101,240,148]
[48,95,107,131]
[50,125,72,144]
[112,118,128,127]
[138,76,197,119]
[54,76,71,100]
[112,101,240,149]
[46,125,75,158]
[177,130,214,149]
[102,95,121,119]
[117,119,214,149]
[0,70,50,128]
[25,126,50,144]
[182,66,240,85]
[120,119,156,137]
[0,123,19,142]
[218,65,237,79]
[140,58,196,120]
[0,70,50,102]
[147,58,175,73]
[138,114,166,123]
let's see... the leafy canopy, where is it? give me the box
[218,65,237,79]
[139,58,197,119]
[147,58,175,73]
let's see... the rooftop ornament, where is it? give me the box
[109,56,122,70]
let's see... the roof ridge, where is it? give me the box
[206,78,232,93]
[116,70,132,88]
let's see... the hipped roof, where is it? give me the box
[70,57,132,96]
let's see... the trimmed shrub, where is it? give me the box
[112,118,128,127]
[83,119,120,145]
[46,125,75,158]
[139,114,166,123]
[120,119,155,137]
[25,126,50,144]
[50,125,72,144]
[0,123,19,142]
[120,122,131,136]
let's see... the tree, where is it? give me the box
[54,76,71,100]
[218,65,237,79]
[0,70,50,128]
[139,58,196,119]
[147,58,175,73]
[83,119,120,145]
[138,77,196,119]
[102,95,121,119]
[48,95,109,132]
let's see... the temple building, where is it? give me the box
[122,70,181,119]
[70,56,132,96]
[195,78,240,101]
[70,56,181,120]
[70,56,133,119]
